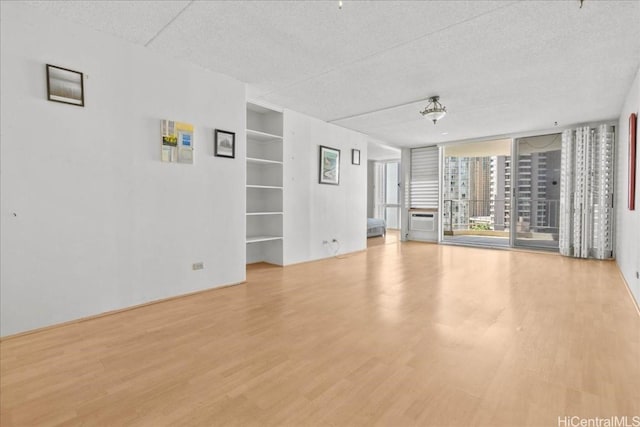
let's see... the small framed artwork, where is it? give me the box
[319,145,340,185]
[46,64,84,106]
[629,112,637,210]
[161,120,194,164]
[352,149,361,165]
[214,129,235,158]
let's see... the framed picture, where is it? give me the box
[629,112,637,210]
[161,120,194,164]
[214,129,235,158]
[46,64,84,106]
[352,149,361,165]
[319,145,340,185]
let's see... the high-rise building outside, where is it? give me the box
[445,150,561,233]
[443,156,492,230]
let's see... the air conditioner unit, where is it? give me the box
[410,213,435,232]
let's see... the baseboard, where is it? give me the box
[4,255,636,340]
[0,280,246,342]
[280,249,367,268]
[3,251,367,341]
[617,265,640,317]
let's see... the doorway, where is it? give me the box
[374,161,401,230]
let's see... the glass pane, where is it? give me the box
[514,134,561,250]
[441,140,510,248]
[385,207,399,229]
[385,162,399,204]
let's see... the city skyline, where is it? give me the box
[443,150,561,234]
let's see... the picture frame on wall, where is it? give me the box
[352,149,361,165]
[319,145,340,185]
[214,129,235,158]
[629,112,637,210]
[161,120,194,164]
[46,64,84,107]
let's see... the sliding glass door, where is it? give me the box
[512,134,562,250]
[442,139,511,247]
[439,135,561,251]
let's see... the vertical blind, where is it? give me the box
[559,124,615,259]
[410,146,439,209]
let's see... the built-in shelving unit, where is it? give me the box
[246,235,283,244]
[247,157,283,165]
[246,212,284,216]
[246,102,284,265]
[246,129,281,141]
[246,185,283,190]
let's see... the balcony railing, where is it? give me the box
[443,199,560,235]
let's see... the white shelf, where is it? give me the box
[247,157,283,165]
[247,185,283,189]
[246,212,283,216]
[246,129,283,142]
[246,235,283,244]
[246,101,284,266]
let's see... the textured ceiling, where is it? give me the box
[21,0,640,148]
[23,1,191,45]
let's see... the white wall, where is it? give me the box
[368,139,401,161]
[283,110,367,265]
[0,2,246,336]
[615,66,640,306]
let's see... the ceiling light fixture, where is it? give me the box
[420,96,447,125]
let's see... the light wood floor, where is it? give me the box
[1,242,639,426]
[367,229,400,247]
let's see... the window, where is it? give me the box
[410,146,439,209]
[374,161,401,229]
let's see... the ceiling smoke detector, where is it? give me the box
[420,96,447,125]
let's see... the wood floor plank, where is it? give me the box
[1,241,639,426]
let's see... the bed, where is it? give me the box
[367,218,386,238]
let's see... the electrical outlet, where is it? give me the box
[322,240,328,244]
[192,262,204,271]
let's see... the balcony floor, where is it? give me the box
[443,234,510,248]
[443,234,559,250]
